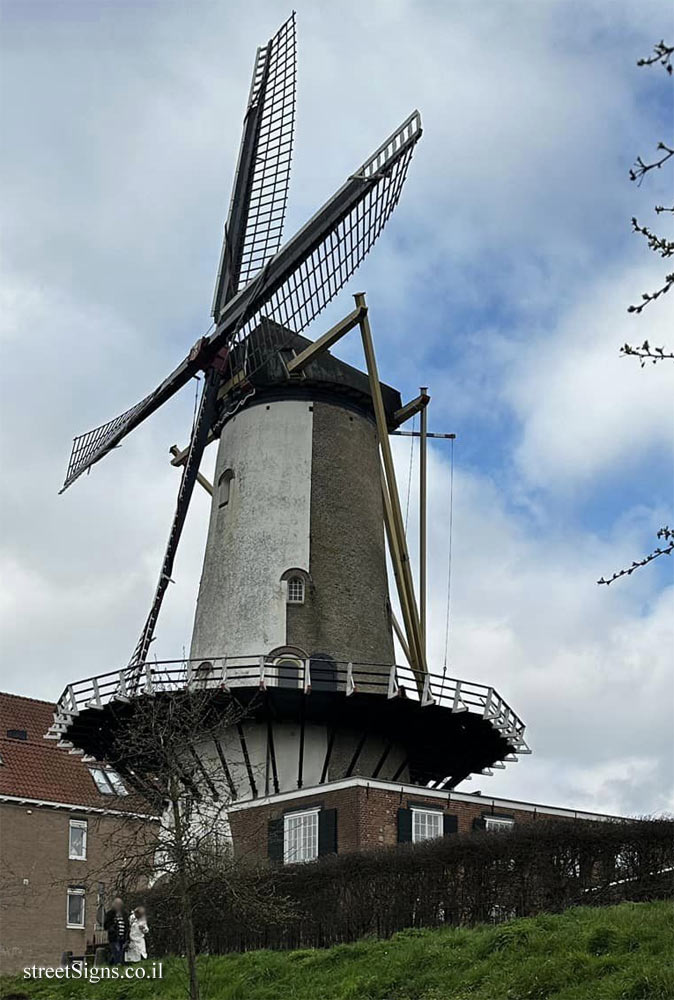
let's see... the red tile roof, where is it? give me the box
[0,692,152,813]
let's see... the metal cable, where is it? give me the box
[442,436,455,676]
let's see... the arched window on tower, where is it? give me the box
[218,468,234,509]
[268,646,307,690]
[286,575,305,605]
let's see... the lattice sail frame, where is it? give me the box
[236,14,296,292]
[222,111,420,387]
[211,13,297,319]
[61,111,422,492]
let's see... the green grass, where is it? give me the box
[2,901,672,1000]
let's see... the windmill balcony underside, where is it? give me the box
[46,658,529,790]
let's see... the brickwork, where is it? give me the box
[287,399,394,666]
[0,802,155,975]
[228,781,604,863]
[230,786,361,862]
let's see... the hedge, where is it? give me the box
[144,817,673,955]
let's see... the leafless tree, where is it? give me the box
[599,40,673,586]
[87,687,290,1000]
[624,41,674,328]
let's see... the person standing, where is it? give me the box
[125,906,149,963]
[103,896,129,964]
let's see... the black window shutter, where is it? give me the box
[397,807,412,843]
[443,813,458,836]
[318,808,337,856]
[472,816,486,831]
[268,817,284,862]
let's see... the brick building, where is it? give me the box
[0,693,157,975]
[0,689,629,972]
[228,776,625,865]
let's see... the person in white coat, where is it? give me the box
[125,906,149,963]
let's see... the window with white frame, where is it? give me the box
[412,807,443,843]
[286,576,305,604]
[273,653,304,690]
[69,819,88,860]
[485,815,514,833]
[89,767,128,796]
[66,888,86,928]
[283,808,319,863]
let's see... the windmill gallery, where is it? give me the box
[0,13,638,973]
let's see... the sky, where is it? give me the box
[1,0,672,817]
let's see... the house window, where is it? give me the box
[412,807,443,843]
[287,576,305,604]
[218,468,234,508]
[284,808,319,863]
[485,815,515,833]
[69,819,88,860]
[89,767,128,796]
[66,888,86,928]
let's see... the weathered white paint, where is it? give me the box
[190,400,313,660]
[272,722,327,790]
[193,720,327,800]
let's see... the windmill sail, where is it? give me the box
[60,110,422,493]
[218,110,421,386]
[212,13,296,317]
[127,369,221,669]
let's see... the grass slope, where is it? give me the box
[2,901,672,1000]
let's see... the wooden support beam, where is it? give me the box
[393,391,430,428]
[169,430,215,465]
[381,449,425,688]
[285,304,366,374]
[355,291,426,687]
[169,445,214,496]
[390,607,412,667]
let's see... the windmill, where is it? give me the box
[61,13,421,670]
[51,14,528,807]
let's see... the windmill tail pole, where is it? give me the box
[355,292,427,694]
[380,465,423,683]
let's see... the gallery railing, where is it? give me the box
[46,655,529,757]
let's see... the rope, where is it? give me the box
[442,436,455,676]
[190,375,202,435]
[404,413,416,532]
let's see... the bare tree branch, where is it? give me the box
[627,271,674,314]
[620,339,674,365]
[597,527,673,585]
[637,39,674,74]
[631,218,674,258]
[629,142,674,186]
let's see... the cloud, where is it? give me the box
[505,259,674,489]
[393,445,674,816]
[0,0,672,820]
